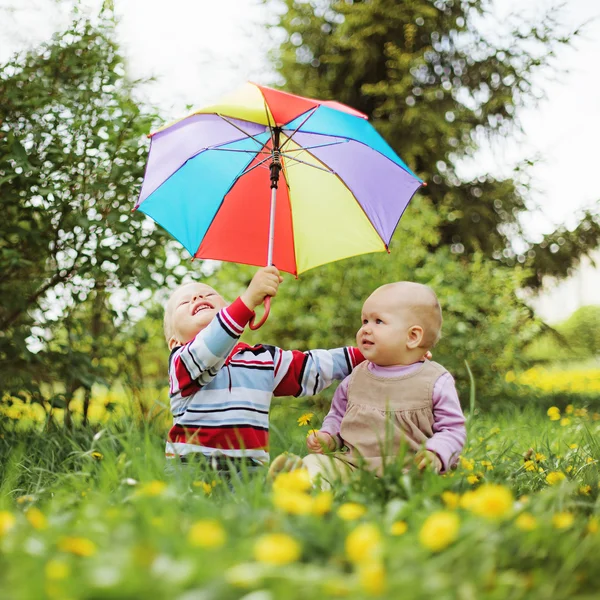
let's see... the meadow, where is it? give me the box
[1,369,600,600]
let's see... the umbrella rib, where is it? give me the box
[216,114,266,148]
[281,140,350,153]
[279,107,318,151]
[208,147,272,156]
[279,153,334,173]
[239,155,273,176]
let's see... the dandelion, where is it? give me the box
[524,460,536,472]
[489,427,500,435]
[441,491,460,509]
[26,507,47,530]
[467,475,479,485]
[459,491,478,510]
[273,489,314,515]
[569,444,579,450]
[480,460,494,471]
[254,533,300,565]
[58,536,97,557]
[306,428,319,438]
[565,404,574,415]
[560,418,571,427]
[135,481,167,497]
[419,512,459,552]
[586,457,595,464]
[460,457,474,471]
[91,451,104,461]
[272,469,311,493]
[338,503,367,521]
[390,521,408,536]
[566,465,574,474]
[468,484,513,520]
[297,412,314,426]
[0,511,16,536]
[193,481,214,495]
[45,560,70,581]
[312,491,333,516]
[16,495,34,505]
[547,407,561,421]
[505,371,516,383]
[579,485,592,496]
[587,517,598,534]
[535,453,546,462]
[358,560,386,596]
[545,472,566,486]
[552,512,574,530]
[188,520,226,548]
[515,513,537,531]
[346,523,382,563]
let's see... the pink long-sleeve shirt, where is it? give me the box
[320,361,466,472]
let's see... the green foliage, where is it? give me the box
[266,0,600,286]
[0,14,183,407]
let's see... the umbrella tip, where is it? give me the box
[421,181,428,187]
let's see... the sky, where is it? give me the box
[1,0,599,322]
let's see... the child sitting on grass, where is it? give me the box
[163,265,364,472]
[269,281,466,486]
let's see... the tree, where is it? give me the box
[265,0,600,287]
[0,14,182,408]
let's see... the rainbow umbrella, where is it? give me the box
[135,83,424,327]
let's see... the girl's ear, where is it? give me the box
[168,336,180,350]
[406,325,424,349]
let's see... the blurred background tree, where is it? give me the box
[264,0,600,286]
[0,12,183,417]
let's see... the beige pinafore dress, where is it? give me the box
[336,360,447,475]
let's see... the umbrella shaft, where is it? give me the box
[267,184,276,266]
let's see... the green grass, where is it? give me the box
[1,400,599,599]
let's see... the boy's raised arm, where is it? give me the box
[270,346,364,397]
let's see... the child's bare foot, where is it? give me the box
[267,452,303,482]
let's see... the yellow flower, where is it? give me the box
[45,559,70,581]
[0,511,16,536]
[468,484,513,520]
[419,511,460,552]
[524,460,536,472]
[587,517,598,534]
[26,507,47,530]
[566,465,574,474]
[579,485,592,496]
[188,519,226,548]
[460,457,474,471]
[16,495,34,505]
[569,444,579,450]
[467,475,479,485]
[505,371,516,383]
[358,560,386,596]
[489,427,500,435]
[459,491,478,510]
[535,453,546,462]
[273,489,314,515]
[552,512,574,530]
[560,418,571,427]
[565,404,574,414]
[586,457,595,464]
[254,533,301,565]
[480,460,494,471]
[272,469,311,493]
[346,523,382,563]
[306,428,319,438]
[441,491,459,509]
[91,451,103,461]
[515,513,537,531]
[390,521,408,536]
[136,480,167,497]
[58,536,97,557]
[193,481,214,495]
[312,491,333,516]
[546,472,566,486]
[547,406,561,421]
[338,503,367,521]
[297,412,314,426]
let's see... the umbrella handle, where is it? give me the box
[249,296,271,330]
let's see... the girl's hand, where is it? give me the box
[415,450,442,474]
[307,431,337,454]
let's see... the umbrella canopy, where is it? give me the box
[135,83,423,278]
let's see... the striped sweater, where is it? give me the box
[167,297,363,463]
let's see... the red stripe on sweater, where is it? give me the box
[173,350,201,397]
[168,424,268,450]
[273,349,307,397]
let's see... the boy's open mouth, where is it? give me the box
[361,339,374,347]
[192,301,214,315]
